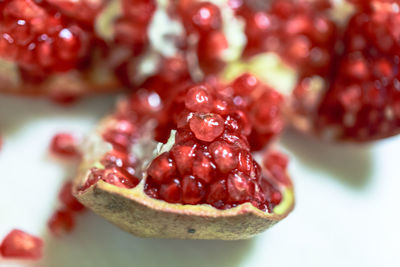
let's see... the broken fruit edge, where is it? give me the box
[74,178,294,240]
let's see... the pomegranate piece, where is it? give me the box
[74,74,293,239]
[0,229,43,260]
[0,0,90,73]
[314,2,400,141]
[49,133,80,158]
[48,209,76,237]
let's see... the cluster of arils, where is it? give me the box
[231,0,336,78]
[0,0,156,98]
[231,0,400,141]
[317,0,400,141]
[78,62,289,209]
[171,1,228,75]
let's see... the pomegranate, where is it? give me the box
[0,0,156,97]
[289,0,400,141]
[0,229,43,260]
[73,76,294,240]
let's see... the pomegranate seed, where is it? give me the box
[103,168,139,189]
[192,153,216,184]
[58,181,85,212]
[50,133,80,158]
[263,151,291,186]
[0,229,43,260]
[185,85,214,112]
[237,150,258,178]
[227,172,254,202]
[170,144,197,175]
[182,175,206,204]
[190,2,222,33]
[159,179,182,203]
[48,209,76,237]
[206,179,228,207]
[231,73,260,95]
[147,152,177,184]
[196,30,228,74]
[189,113,225,142]
[209,141,238,173]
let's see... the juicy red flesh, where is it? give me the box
[316,1,400,141]
[80,89,162,191]
[81,71,287,212]
[0,0,90,75]
[0,229,43,260]
[114,0,156,54]
[232,0,336,78]
[173,1,228,74]
[50,133,80,158]
[145,81,286,211]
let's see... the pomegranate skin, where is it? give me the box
[72,116,294,240]
[74,178,294,240]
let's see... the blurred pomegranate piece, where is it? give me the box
[315,1,400,141]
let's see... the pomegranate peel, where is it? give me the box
[74,164,293,240]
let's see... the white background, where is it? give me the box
[0,94,399,267]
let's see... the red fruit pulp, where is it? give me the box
[146,81,286,211]
[0,229,43,260]
[315,1,400,141]
[232,0,336,78]
[0,0,91,74]
[172,1,229,75]
[81,73,287,212]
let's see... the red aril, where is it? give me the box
[59,181,86,212]
[48,209,76,237]
[50,133,80,158]
[0,229,43,260]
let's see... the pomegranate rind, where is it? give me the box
[73,118,294,240]
[74,179,294,240]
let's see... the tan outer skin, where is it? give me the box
[75,178,294,240]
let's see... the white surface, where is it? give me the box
[0,94,399,267]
